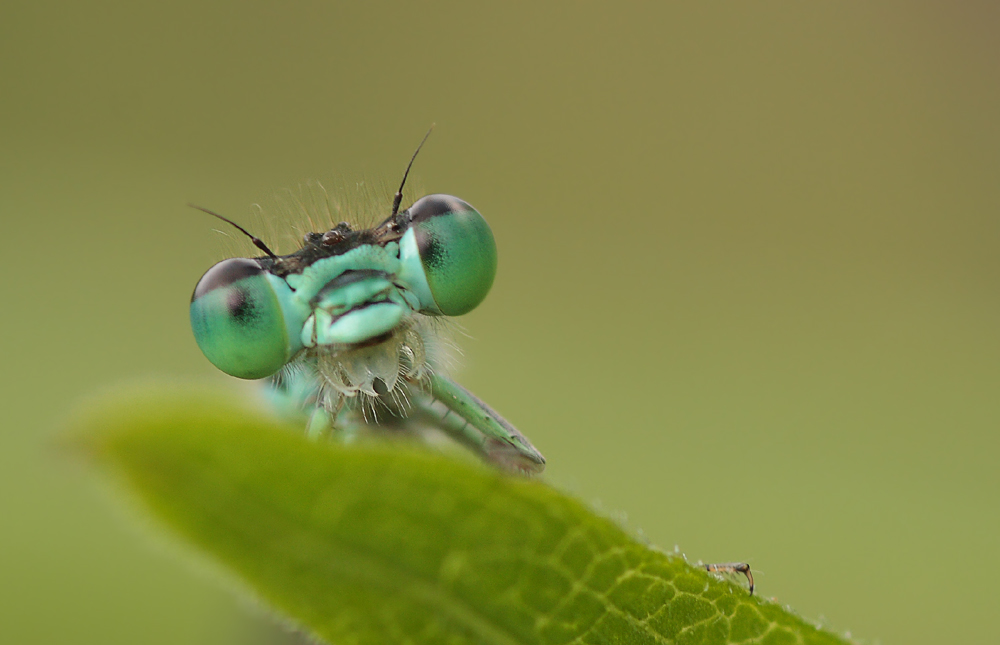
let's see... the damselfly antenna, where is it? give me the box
[188,203,278,259]
[391,125,435,217]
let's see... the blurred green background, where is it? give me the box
[2,2,997,644]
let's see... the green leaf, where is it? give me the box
[74,384,852,645]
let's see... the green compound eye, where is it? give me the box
[190,258,298,379]
[398,194,498,316]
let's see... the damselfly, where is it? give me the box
[189,134,545,474]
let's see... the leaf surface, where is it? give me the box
[77,385,850,645]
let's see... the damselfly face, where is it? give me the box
[190,190,545,474]
[190,194,495,378]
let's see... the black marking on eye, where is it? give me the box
[227,288,257,326]
[407,194,471,225]
[373,377,389,396]
[192,258,264,302]
[415,229,446,269]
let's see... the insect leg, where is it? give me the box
[426,374,545,474]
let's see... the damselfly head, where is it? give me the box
[189,128,496,380]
